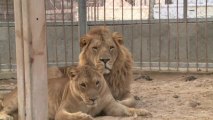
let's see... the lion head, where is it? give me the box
[66,65,105,107]
[79,27,123,74]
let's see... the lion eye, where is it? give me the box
[110,46,114,50]
[80,83,86,88]
[96,81,100,86]
[92,46,98,51]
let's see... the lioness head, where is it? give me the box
[67,65,105,107]
[79,27,123,74]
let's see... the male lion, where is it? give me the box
[79,27,136,107]
[0,66,151,120]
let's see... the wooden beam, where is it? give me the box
[14,0,25,119]
[14,0,48,119]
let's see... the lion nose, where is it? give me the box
[99,58,110,64]
[89,97,97,102]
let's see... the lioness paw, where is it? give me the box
[0,113,13,120]
[76,112,94,120]
[128,108,152,117]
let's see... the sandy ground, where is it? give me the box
[96,72,213,120]
[0,72,213,120]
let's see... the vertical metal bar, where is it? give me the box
[131,1,133,54]
[90,7,92,21]
[94,0,96,24]
[89,6,91,21]
[176,0,180,71]
[90,7,91,21]
[91,6,93,21]
[90,6,93,21]
[113,0,115,31]
[78,0,87,41]
[62,0,67,66]
[195,0,198,71]
[148,0,152,70]
[205,0,208,72]
[159,0,161,70]
[71,0,74,63]
[140,0,143,70]
[121,0,124,34]
[97,0,99,21]
[45,0,49,65]
[87,6,89,21]
[6,0,12,70]
[183,0,187,21]
[104,0,106,25]
[184,0,189,72]
[53,0,58,66]
[167,1,170,70]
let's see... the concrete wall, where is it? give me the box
[0,22,213,69]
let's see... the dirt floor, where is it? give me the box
[94,72,213,120]
[0,71,213,120]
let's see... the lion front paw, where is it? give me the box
[76,112,94,120]
[0,112,13,120]
[128,108,152,117]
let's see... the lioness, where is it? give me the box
[0,66,151,120]
[49,27,136,107]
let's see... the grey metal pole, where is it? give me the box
[78,0,87,39]
[183,0,187,21]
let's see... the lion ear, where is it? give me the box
[112,32,123,45]
[80,35,92,49]
[66,67,78,80]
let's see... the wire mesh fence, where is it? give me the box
[0,0,213,72]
